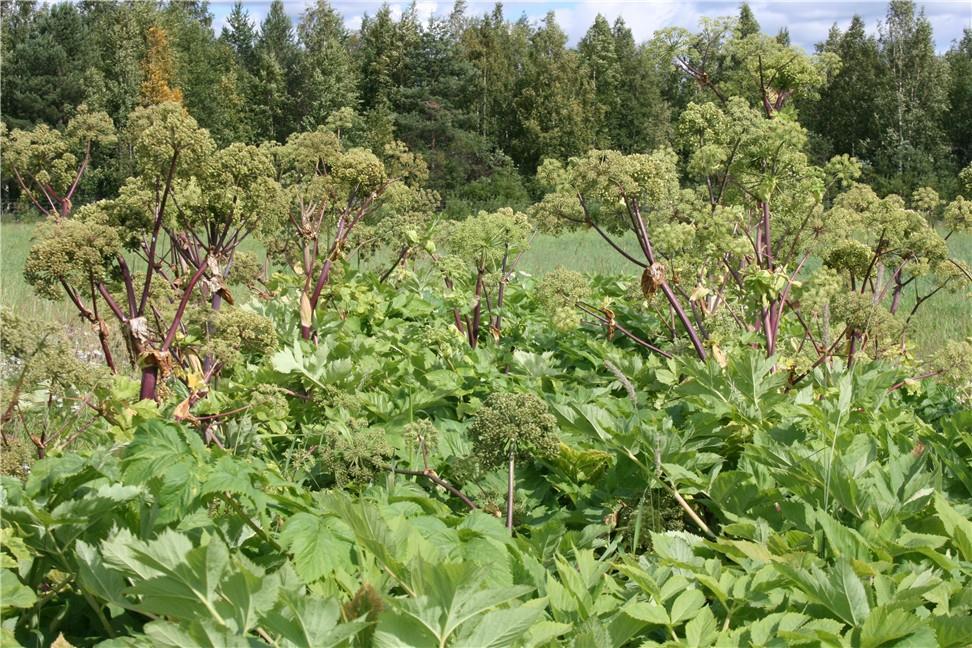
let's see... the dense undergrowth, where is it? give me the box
[3,21,972,644]
[2,270,972,647]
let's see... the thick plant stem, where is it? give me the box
[204,291,222,374]
[139,366,158,401]
[96,321,116,374]
[660,282,707,361]
[506,450,515,532]
[392,467,478,510]
[626,201,707,361]
[760,201,773,269]
[139,150,180,315]
[469,268,485,348]
[380,245,409,283]
[139,260,209,401]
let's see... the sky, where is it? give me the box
[208,0,972,53]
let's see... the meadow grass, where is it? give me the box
[1,219,69,324]
[3,218,970,358]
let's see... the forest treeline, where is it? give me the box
[2,0,971,214]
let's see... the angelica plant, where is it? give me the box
[0,307,107,459]
[536,267,591,331]
[271,127,431,340]
[468,392,558,530]
[21,102,286,404]
[817,184,970,364]
[650,26,845,360]
[655,22,837,118]
[534,148,710,360]
[1,104,116,218]
[676,100,860,359]
[436,207,533,348]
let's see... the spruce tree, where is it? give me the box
[513,12,597,170]
[295,0,358,129]
[220,2,257,69]
[612,17,670,152]
[737,3,761,37]
[579,14,620,148]
[806,16,883,160]
[251,0,300,141]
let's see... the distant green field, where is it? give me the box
[2,219,67,324]
[3,218,970,358]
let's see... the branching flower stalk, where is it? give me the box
[17,102,286,401]
[468,392,558,531]
[272,129,432,340]
[435,208,532,348]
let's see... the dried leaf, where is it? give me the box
[641,262,666,298]
[300,292,313,328]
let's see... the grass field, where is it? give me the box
[3,218,970,358]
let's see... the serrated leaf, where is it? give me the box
[454,605,544,648]
[121,421,206,524]
[0,568,36,609]
[933,493,972,561]
[859,606,923,648]
[669,589,706,625]
[684,605,718,647]
[930,615,972,648]
[75,540,128,607]
[278,513,347,583]
[102,529,232,624]
[522,621,572,648]
[263,594,367,648]
[142,619,263,647]
[373,608,439,648]
[779,560,870,627]
[624,601,669,625]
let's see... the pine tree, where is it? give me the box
[139,25,183,105]
[1,2,93,128]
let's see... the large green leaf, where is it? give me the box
[454,606,545,648]
[779,560,870,627]
[0,568,36,610]
[262,594,368,648]
[933,493,972,561]
[859,606,925,648]
[121,421,206,524]
[277,513,349,583]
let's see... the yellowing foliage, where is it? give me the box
[139,26,183,106]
